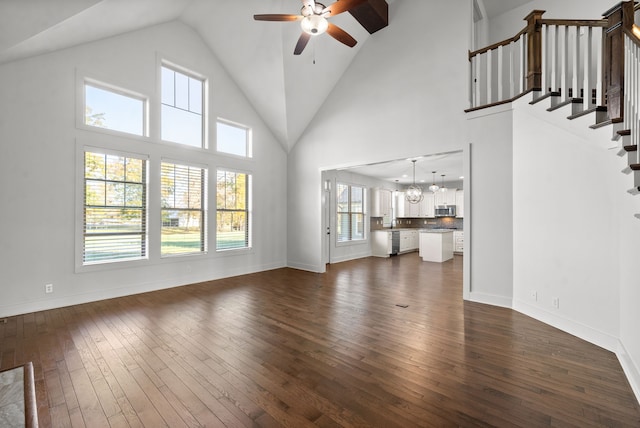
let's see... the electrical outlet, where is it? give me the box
[45,283,53,294]
[552,297,560,309]
[529,290,537,301]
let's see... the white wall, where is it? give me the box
[288,0,471,273]
[0,21,287,317]
[615,152,640,401]
[511,98,621,350]
[466,105,514,307]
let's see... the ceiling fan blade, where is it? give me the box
[254,14,303,21]
[326,22,357,47]
[322,0,367,17]
[294,32,311,55]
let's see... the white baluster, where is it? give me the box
[497,45,504,101]
[562,26,569,100]
[521,33,527,93]
[542,24,548,94]
[572,26,580,100]
[486,49,493,104]
[595,27,603,107]
[583,26,593,110]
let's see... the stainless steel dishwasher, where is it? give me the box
[391,230,400,255]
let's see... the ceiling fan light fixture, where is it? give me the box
[301,15,328,35]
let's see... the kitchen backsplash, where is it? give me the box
[370,216,463,230]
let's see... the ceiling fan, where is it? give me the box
[254,0,366,55]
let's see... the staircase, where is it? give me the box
[466,1,640,215]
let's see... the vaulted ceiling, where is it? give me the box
[0,0,530,152]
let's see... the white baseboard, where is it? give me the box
[0,261,286,318]
[617,340,640,406]
[468,291,513,308]
[286,260,325,273]
[513,299,619,352]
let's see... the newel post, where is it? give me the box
[602,1,635,123]
[524,10,545,91]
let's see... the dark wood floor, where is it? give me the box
[1,254,639,427]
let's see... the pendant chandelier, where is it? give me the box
[428,171,439,193]
[405,160,424,204]
[439,174,447,192]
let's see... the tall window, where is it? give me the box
[84,82,145,136]
[161,65,204,148]
[216,170,250,250]
[161,162,207,256]
[337,183,365,242]
[83,151,147,264]
[217,120,251,157]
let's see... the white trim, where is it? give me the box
[216,117,253,158]
[0,261,286,319]
[468,291,513,309]
[513,299,619,352]
[617,340,640,405]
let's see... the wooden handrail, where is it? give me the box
[627,24,640,46]
[468,1,638,115]
[468,29,527,59]
[468,19,608,60]
[540,19,608,27]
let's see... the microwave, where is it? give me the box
[435,205,456,217]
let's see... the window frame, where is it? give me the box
[160,159,208,258]
[80,77,149,138]
[160,61,207,149]
[215,168,252,252]
[216,118,253,158]
[78,146,150,269]
[336,182,367,244]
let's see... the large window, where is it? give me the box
[84,82,145,136]
[217,119,251,157]
[83,151,147,264]
[337,183,365,243]
[161,162,207,256]
[216,170,250,250]
[161,65,204,148]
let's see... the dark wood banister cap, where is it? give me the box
[523,10,546,21]
[602,1,637,18]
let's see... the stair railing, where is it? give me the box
[622,11,640,163]
[467,1,639,124]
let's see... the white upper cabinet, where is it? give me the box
[371,187,393,226]
[434,188,457,206]
[401,191,435,218]
[455,189,464,218]
[371,188,392,217]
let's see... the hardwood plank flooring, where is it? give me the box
[1,254,640,427]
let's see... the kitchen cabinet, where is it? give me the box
[372,188,393,227]
[371,230,393,257]
[434,188,457,206]
[419,230,454,262]
[372,229,418,257]
[400,230,419,253]
[455,190,464,218]
[400,192,434,218]
[422,192,435,217]
[371,188,392,224]
[454,230,464,253]
[404,198,420,217]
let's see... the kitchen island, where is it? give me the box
[419,230,454,262]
